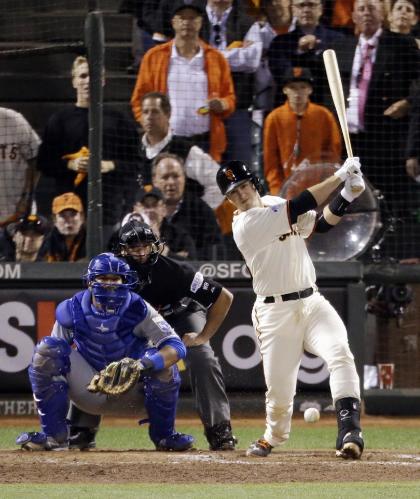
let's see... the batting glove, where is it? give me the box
[334,157,362,181]
[341,173,365,202]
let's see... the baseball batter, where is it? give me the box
[216,158,365,459]
[16,252,194,452]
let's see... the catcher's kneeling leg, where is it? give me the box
[143,363,194,451]
[17,337,71,450]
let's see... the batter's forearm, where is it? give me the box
[307,175,342,205]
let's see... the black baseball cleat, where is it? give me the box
[68,427,97,450]
[246,438,273,457]
[205,421,238,451]
[336,430,364,459]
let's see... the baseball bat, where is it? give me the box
[323,49,363,193]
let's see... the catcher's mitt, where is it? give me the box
[86,357,144,396]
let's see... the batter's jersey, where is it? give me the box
[232,194,317,296]
[0,108,40,219]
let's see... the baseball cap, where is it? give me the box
[171,1,205,18]
[282,67,314,86]
[135,186,164,204]
[52,192,84,214]
[11,214,49,235]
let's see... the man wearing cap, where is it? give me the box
[130,2,235,163]
[0,214,49,262]
[268,0,344,106]
[263,67,342,194]
[131,186,197,260]
[37,192,86,262]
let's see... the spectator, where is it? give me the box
[131,3,236,162]
[138,92,223,210]
[252,0,292,110]
[264,67,341,194]
[37,192,86,262]
[268,0,344,105]
[0,107,41,227]
[152,153,223,259]
[36,56,141,243]
[133,186,197,259]
[388,0,420,47]
[332,0,419,210]
[198,0,263,164]
[0,214,49,262]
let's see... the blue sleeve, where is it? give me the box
[159,337,186,361]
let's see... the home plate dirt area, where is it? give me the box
[2,449,420,484]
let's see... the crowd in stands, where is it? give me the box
[0,0,419,263]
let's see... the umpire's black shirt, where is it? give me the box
[130,254,222,311]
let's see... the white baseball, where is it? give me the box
[304,407,320,423]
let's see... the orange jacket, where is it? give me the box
[263,101,342,195]
[332,0,355,29]
[131,40,236,162]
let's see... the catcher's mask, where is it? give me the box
[216,160,263,196]
[84,252,138,316]
[117,220,161,266]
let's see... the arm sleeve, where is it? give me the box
[130,51,155,122]
[217,54,236,119]
[288,190,318,224]
[133,302,180,347]
[221,41,263,73]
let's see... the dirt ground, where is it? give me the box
[2,416,420,484]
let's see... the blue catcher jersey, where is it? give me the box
[55,289,149,371]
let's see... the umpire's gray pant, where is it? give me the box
[167,309,231,428]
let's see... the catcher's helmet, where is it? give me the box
[216,160,263,196]
[84,252,138,316]
[118,221,161,266]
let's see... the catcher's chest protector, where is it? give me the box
[64,291,148,371]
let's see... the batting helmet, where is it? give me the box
[118,221,161,266]
[84,252,138,316]
[216,160,263,196]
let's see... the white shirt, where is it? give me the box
[346,29,382,133]
[232,195,317,296]
[206,5,263,73]
[167,44,210,136]
[0,108,41,220]
[142,131,224,209]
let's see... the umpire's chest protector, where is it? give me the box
[58,290,149,371]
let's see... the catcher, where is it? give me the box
[16,252,194,452]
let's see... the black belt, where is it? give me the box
[263,287,314,304]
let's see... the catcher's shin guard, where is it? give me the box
[335,397,364,459]
[143,365,191,447]
[29,337,71,443]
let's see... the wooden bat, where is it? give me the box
[323,49,363,193]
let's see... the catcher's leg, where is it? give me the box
[143,361,194,451]
[169,310,235,450]
[67,404,101,450]
[16,337,71,450]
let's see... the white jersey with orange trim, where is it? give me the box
[232,194,317,296]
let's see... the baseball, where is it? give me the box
[304,407,320,423]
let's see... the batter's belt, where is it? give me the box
[262,287,314,304]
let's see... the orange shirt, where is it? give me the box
[332,0,355,28]
[263,101,342,195]
[131,40,236,162]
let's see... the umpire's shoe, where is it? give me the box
[155,432,194,452]
[68,427,97,450]
[205,421,237,451]
[246,438,273,457]
[16,432,67,451]
[336,430,364,459]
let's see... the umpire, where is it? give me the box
[118,220,236,450]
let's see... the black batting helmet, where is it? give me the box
[216,160,263,196]
[118,220,161,266]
